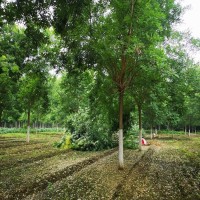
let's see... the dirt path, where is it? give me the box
[112,145,200,200]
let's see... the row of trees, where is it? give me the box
[0,0,200,168]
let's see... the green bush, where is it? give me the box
[0,127,64,134]
[158,130,185,135]
[0,128,26,134]
[71,134,116,151]
[53,129,117,151]
[53,134,72,149]
[124,134,138,149]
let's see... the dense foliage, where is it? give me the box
[0,0,200,153]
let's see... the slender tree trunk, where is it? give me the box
[150,125,153,139]
[188,125,191,137]
[138,105,142,151]
[118,90,124,170]
[185,125,187,135]
[27,107,31,143]
[0,110,3,127]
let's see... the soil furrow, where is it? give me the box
[4,148,117,200]
[111,148,154,200]
[0,143,51,155]
[0,149,70,169]
[0,141,46,149]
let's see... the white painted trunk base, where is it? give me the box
[27,126,30,143]
[118,129,124,169]
[139,129,142,151]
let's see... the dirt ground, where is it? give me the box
[0,133,200,200]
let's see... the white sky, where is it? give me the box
[177,0,200,38]
[176,0,200,62]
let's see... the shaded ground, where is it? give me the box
[0,133,200,200]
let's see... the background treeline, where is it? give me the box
[0,1,200,150]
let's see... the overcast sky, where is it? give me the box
[177,0,200,38]
[176,0,200,62]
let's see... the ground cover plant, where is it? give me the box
[0,133,200,200]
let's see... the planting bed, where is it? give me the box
[0,133,200,200]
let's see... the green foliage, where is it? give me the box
[0,128,64,134]
[1,0,200,152]
[53,133,72,149]
[71,134,116,151]
[158,130,186,135]
[124,134,138,149]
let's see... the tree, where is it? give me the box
[93,0,181,168]
[18,66,49,142]
[0,24,26,125]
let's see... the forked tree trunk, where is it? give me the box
[27,107,31,143]
[118,90,124,170]
[138,105,142,151]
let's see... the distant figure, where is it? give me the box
[142,137,147,145]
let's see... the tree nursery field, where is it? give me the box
[0,133,199,200]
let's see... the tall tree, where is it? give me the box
[18,66,49,142]
[0,24,26,125]
[93,0,181,168]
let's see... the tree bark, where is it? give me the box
[118,90,124,170]
[27,107,31,143]
[138,105,142,151]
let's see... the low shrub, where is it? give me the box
[53,134,72,149]
[124,134,138,149]
[54,131,117,151]
[0,127,64,134]
[158,130,185,135]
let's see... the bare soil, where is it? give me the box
[0,133,200,200]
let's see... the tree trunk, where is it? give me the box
[118,90,124,170]
[27,107,31,143]
[188,125,191,137]
[0,109,3,127]
[138,105,142,151]
[150,125,153,140]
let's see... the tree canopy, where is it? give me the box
[0,0,200,168]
